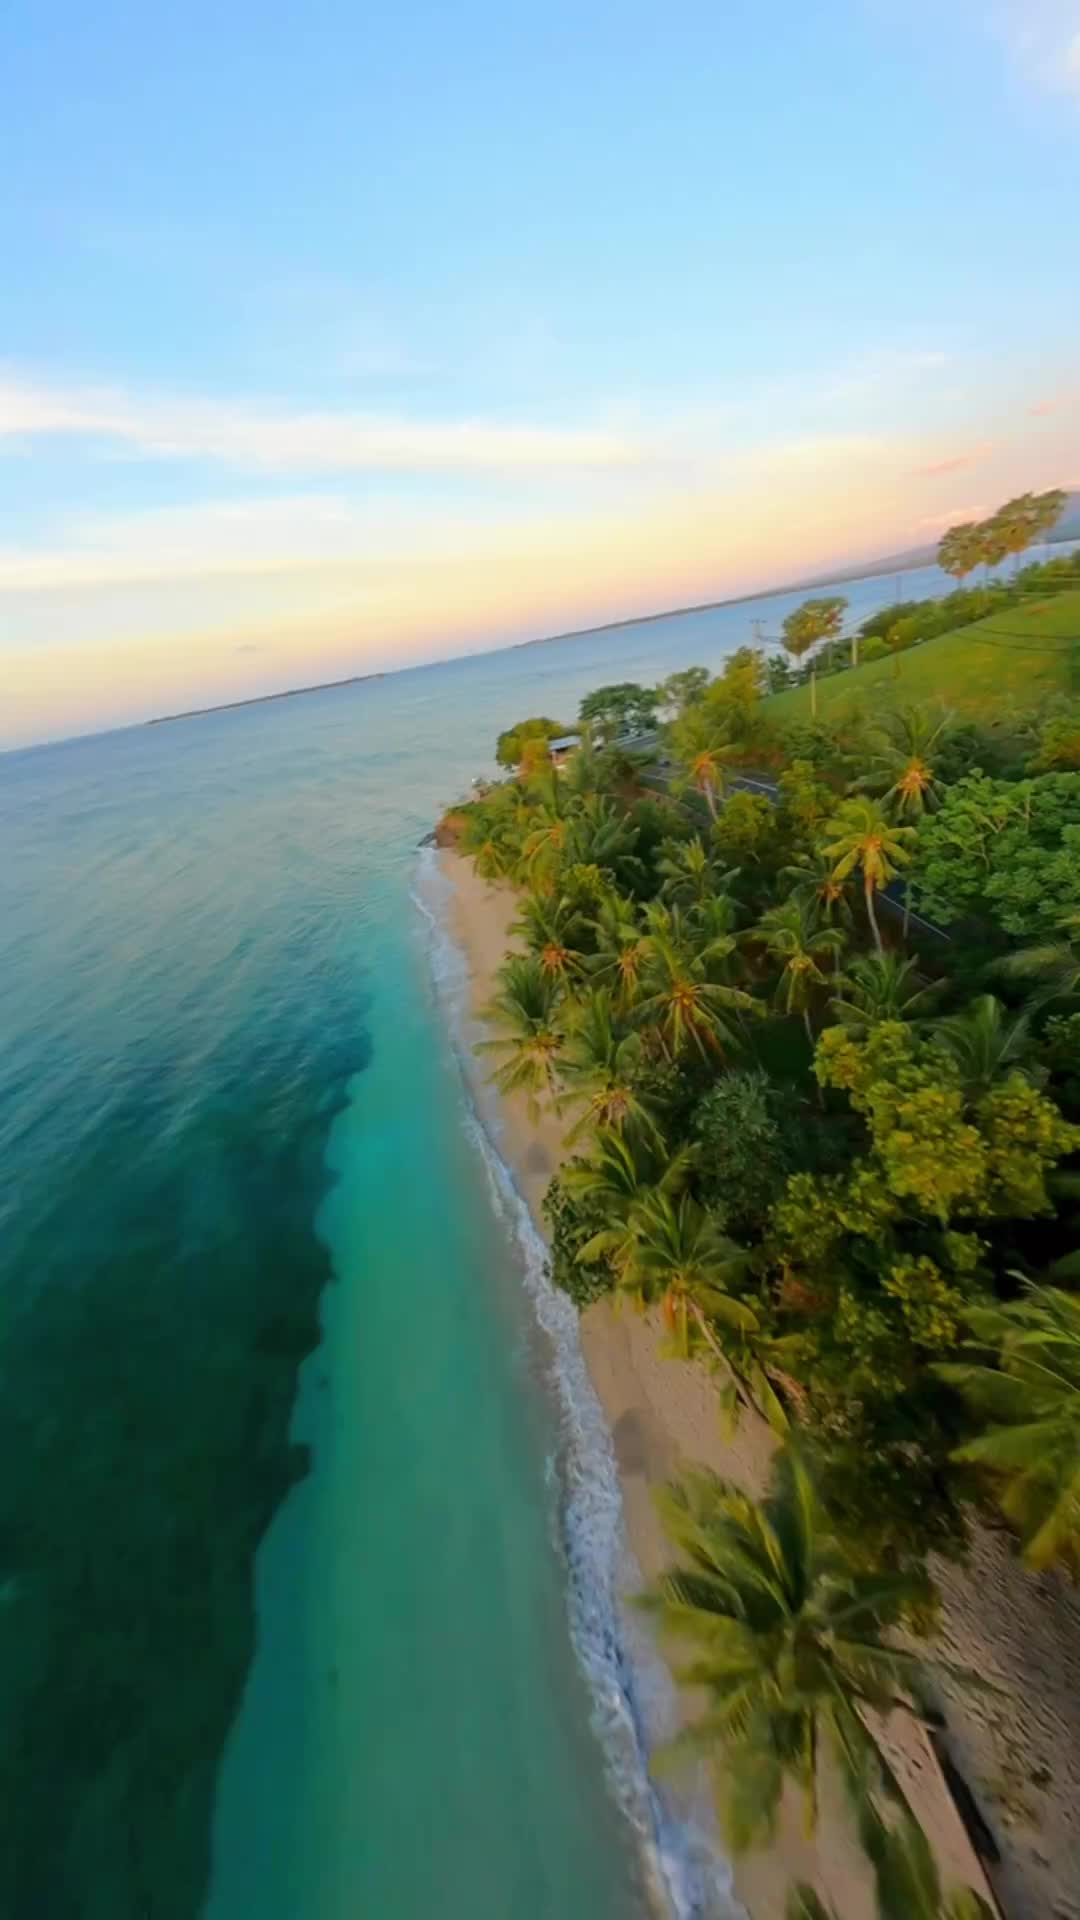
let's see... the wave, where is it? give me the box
[411,848,741,1920]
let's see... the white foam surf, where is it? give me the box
[412,847,743,1920]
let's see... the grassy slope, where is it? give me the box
[765,589,1080,722]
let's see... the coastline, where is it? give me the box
[434,845,1003,1920]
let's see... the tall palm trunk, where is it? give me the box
[810,663,818,721]
[865,877,884,953]
[703,779,718,820]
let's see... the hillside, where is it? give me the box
[766,587,1080,721]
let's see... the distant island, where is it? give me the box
[146,671,386,726]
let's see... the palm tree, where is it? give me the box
[520,802,568,890]
[641,1449,949,1853]
[932,995,1039,1095]
[869,706,952,820]
[626,1187,789,1424]
[831,951,942,1032]
[566,1128,691,1283]
[587,890,651,1013]
[788,1835,994,1920]
[556,991,663,1146]
[671,708,739,819]
[999,915,1080,1007]
[937,522,984,590]
[624,1188,756,1359]
[636,911,758,1061]
[511,891,585,987]
[786,1891,837,1920]
[822,798,916,954]
[989,493,1040,574]
[468,827,515,881]
[780,851,855,931]
[858,1808,995,1920]
[978,513,1009,579]
[938,1286,1080,1574]
[686,889,745,972]
[476,955,563,1113]
[564,795,643,892]
[657,835,738,909]
[781,597,847,717]
[560,738,605,800]
[865,705,952,934]
[1033,487,1067,555]
[459,800,523,881]
[752,898,846,1044]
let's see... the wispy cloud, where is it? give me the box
[914,503,992,532]
[909,443,994,478]
[0,494,467,591]
[0,369,642,474]
[990,1,1080,94]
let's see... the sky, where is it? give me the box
[2,0,1079,747]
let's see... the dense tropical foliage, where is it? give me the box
[441,529,1080,1909]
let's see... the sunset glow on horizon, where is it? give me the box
[3,0,1079,747]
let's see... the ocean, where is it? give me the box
[0,558,1002,1918]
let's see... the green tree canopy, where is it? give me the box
[578,681,660,742]
[814,1020,1079,1225]
[692,1069,791,1234]
[781,597,848,662]
[982,489,1068,573]
[494,715,567,769]
[702,646,768,731]
[1033,486,1067,544]
[912,771,1080,938]
[937,523,985,587]
[659,666,710,716]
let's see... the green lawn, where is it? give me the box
[766,589,1080,722]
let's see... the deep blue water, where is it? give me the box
[0,559,998,1918]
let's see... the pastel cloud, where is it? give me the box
[0,428,930,747]
[914,503,991,532]
[0,371,641,474]
[989,1,1080,94]
[0,495,427,591]
[909,444,994,478]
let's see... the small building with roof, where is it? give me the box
[547,732,581,771]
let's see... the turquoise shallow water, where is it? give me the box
[1,567,945,1919]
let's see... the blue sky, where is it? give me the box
[2,0,1079,744]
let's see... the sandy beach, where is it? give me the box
[435,847,1020,1920]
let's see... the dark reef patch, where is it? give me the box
[0,1019,370,1918]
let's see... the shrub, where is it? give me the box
[692,1069,791,1234]
[542,1172,615,1308]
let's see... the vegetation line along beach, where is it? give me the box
[434,494,1080,1920]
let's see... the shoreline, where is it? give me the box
[434,847,999,1920]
